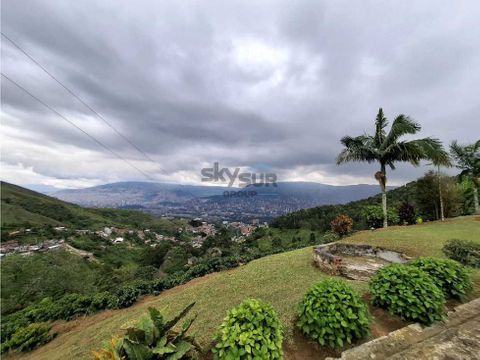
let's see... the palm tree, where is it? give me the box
[336,108,449,228]
[450,140,480,214]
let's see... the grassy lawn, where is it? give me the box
[10,216,480,360]
[339,216,480,258]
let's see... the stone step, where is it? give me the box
[326,298,480,360]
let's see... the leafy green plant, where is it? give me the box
[297,279,370,348]
[330,214,353,237]
[410,257,472,299]
[2,323,55,353]
[93,303,200,360]
[363,206,399,229]
[213,298,283,359]
[322,230,340,243]
[369,264,445,324]
[442,239,480,268]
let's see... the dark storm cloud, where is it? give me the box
[1,0,479,187]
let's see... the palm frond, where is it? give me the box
[336,135,378,164]
[374,108,388,148]
[383,115,421,148]
[382,140,425,165]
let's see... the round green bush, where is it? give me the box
[410,257,472,299]
[369,264,445,324]
[212,298,283,359]
[297,279,370,348]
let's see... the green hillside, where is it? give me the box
[271,180,418,231]
[11,216,480,360]
[0,181,167,229]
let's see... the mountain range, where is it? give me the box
[52,181,393,222]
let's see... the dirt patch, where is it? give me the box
[364,294,407,337]
[283,328,341,360]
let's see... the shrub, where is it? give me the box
[443,239,480,268]
[112,285,140,308]
[90,292,117,311]
[416,217,423,224]
[410,257,472,299]
[363,206,399,228]
[397,202,416,225]
[213,299,283,359]
[3,323,55,353]
[93,303,199,359]
[369,264,445,324]
[330,215,353,237]
[297,279,370,348]
[322,230,340,243]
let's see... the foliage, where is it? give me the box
[443,239,480,268]
[93,303,200,359]
[213,299,283,359]
[410,257,472,299]
[397,202,416,225]
[271,180,419,231]
[330,214,353,237]
[363,206,398,228]
[450,140,480,188]
[416,171,462,220]
[1,251,105,315]
[2,323,55,353]
[369,264,445,324]
[322,230,340,243]
[297,279,370,348]
[113,285,142,308]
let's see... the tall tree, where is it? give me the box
[427,153,452,221]
[336,108,449,227]
[450,140,480,214]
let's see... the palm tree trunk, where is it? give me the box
[474,186,479,214]
[381,164,387,228]
[438,165,445,221]
[382,188,387,227]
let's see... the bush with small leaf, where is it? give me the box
[213,298,283,359]
[369,264,445,324]
[92,302,200,359]
[442,239,480,268]
[410,257,472,299]
[297,279,370,348]
[2,323,55,353]
[363,206,399,228]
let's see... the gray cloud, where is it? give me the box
[1,0,479,188]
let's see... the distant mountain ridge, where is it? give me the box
[52,181,394,221]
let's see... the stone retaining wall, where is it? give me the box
[326,298,480,360]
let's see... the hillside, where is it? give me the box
[11,216,480,360]
[271,180,418,230]
[0,181,170,229]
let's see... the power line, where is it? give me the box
[1,32,165,174]
[1,72,156,181]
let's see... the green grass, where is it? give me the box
[339,216,480,258]
[9,216,480,360]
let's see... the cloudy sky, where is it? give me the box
[1,0,479,189]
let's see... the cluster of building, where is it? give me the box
[0,239,64,257]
